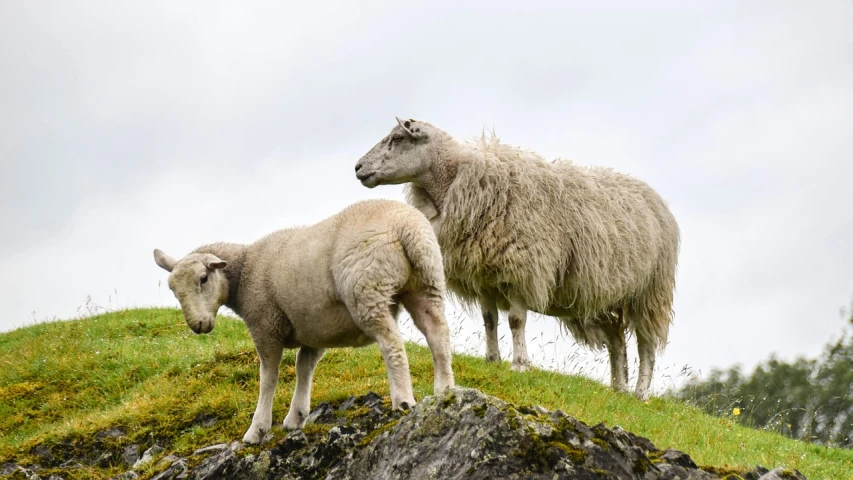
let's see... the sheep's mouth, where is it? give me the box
[356,171,377,186]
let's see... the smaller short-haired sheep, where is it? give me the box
[152,199,455,444]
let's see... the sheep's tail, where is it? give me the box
[626,266,676,353]
[396,218,447,301]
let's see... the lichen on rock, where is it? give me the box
[5,387,808,480]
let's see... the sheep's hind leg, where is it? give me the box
[478,295,501,363]
[344,255,416,410]
[634,330,655,401]
[508,299,531,372]
[600,314,629,394]
[377,318,417,409]
[355,306,417,410]
[402,293,455,393]
[283,346,326,430]
[243,341,284,444]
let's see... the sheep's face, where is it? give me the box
[355,116,437,188]
[153,249,228,334]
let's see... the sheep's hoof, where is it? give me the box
[485,354,501,362]
[392,398,417,411]
[242,427,266,445]
[282,412,307,430]
[510,362,531,372]
[612,383,630,394]
[634,390,651,402]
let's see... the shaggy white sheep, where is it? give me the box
[152,199,455,444]
[354,117,680,400]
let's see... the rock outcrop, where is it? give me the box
[3,387,807,480]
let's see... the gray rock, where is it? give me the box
[192,412,219,428]
[305,401,336,425]
[93,451,113,468]
[11,466,40,480]
[337,395,358,413]
[329,387,806,480]
[657,449,698,469]
[656,464,718,480]
[122,444,140,466]
[132,444,164,469]
[191,441,243,480]
[338,387,625,478]
[230,451,271,480]
[279,429,309,452]
[9,387,810,480]
[94,427,126,440]
[58,459,85,469]
[758,468,809,480]
[157,454,181,466]
[193,443,229,456]
[0,462,17,476]
[754,466,772,476]
[149,455,188,480]
[108,472,140,480]
[31,445,54,464]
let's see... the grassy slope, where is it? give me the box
[1,308,850,479]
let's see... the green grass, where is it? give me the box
[1,308,851,479]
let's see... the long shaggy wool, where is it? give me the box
[405,132,680,351]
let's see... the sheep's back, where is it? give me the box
[435,148,678,317]
[330,199,446,296]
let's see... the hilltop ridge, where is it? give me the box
[0,309,847,479]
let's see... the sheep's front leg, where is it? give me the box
[243,342,284,444]
[508,299,531,372]
[283,346,326,430]
[478,296,500,363]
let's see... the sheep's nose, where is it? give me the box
[355,163,363,173]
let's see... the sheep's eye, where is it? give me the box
[200,275,208,285]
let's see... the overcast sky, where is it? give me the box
[2,1,852,393]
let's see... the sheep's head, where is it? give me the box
[354,116,439,188]
[153,248,228,334]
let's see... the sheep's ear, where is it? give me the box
[203,254,227,270]
[153,249,177,272]
[395,116,426,138]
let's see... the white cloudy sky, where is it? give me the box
[2,1,852,392]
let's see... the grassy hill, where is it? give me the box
[1,308,850,479]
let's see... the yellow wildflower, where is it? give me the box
[733,408,741,416]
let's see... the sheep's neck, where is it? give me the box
[192,242,247,314]
[417,140,460,210]
[222,251,247,312]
